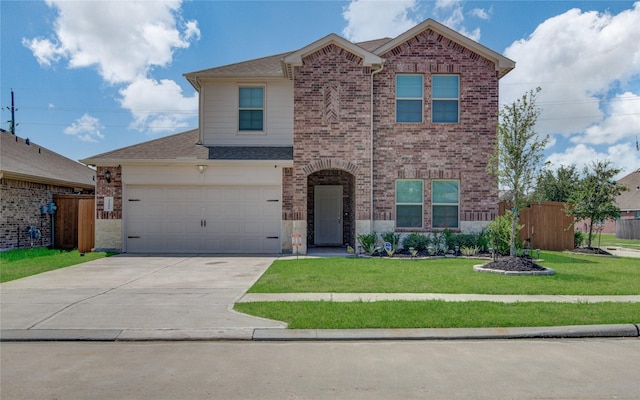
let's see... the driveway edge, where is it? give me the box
[2,324,639,342]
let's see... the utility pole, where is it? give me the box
[6,89,17,134]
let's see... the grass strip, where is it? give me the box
[249,252,640,295]
[0,248,112,283]
[235,301,640,329]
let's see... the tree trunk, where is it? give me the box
[510,211,519,256]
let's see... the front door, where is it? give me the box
[314,185,343,245]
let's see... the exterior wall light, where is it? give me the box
[197,165,208,173]
[105,170,111,183]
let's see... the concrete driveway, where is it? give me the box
[0,255,286,340]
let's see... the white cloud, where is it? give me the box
[434,0,480,41]
[501,5,640,137]
[342,0,420,42]
[469,7,491,20]
[24,0,200,136]
[64,113,105,143]
[501,4,640,178]
[546,142,640,180]
[119,78,198,133]
[25,0,199,84]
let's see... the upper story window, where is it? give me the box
[432,180,459,229]
[432,75,459,123]
[239,87,264,131]
[396,179,424,228]
[396,75,423,123]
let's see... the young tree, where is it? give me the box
[487,87,549,256]
[568,160,627,248]
[534,164,580,202]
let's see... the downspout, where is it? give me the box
[370,62,384,233]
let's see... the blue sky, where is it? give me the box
[1,0,639,178]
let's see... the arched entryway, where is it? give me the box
[307,169,355,248]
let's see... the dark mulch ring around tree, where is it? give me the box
[571,247,614,256]
[475,256,555,275]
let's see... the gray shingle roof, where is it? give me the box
[81,129,208,164]
[0,130,95,188]
[208,146,293,160]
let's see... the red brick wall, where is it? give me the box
[292,44,372,221]
[372,28,499,230]
[1,178,76,250]
[96,166,122,220]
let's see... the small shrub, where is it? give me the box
[487,212,522,256]
[460,246,479,256]
[357,232,380,255]
[574,230,585,248]
[381,232,401,256]
[401,232,429,251]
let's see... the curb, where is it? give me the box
[2,324,639,342]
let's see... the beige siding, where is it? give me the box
[201,80,293,146]
[122,164,283,186]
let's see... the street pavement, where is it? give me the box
[1,252,639,341]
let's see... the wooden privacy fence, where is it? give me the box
[499,201,575,251]
[54,194,95,253]
[616,219,640,240]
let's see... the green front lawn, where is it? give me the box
[0,248,112,283]
[235,301,640,329]
[597,233,640,250]
[248,252,640,295]
[237,251,640,329]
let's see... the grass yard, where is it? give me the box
[596,233,640,250]
[0,248,112,283]
[234,301,640,329]
[237,251,640,329]
[248,252,640,295]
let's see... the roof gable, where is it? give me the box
[0,130,95,188]
[283,33,384,79]
[616,169,640,211]
[375,19,514,78]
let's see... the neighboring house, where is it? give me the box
[579,168,640,235]
[81,19,514,254]
[0,129,95,250]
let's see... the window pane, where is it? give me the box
[239,88,263,108]
[397,205,423,228]
[396,100,422,122]
[396,180,423,203]
[239,110,263,130]
[432,100,458,123]
[396,75,422,98]
[433,205,458,228]
[433,76,458,98]
[432,181,459,203]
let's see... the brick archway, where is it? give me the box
[302,158,360,177]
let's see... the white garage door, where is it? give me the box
[125,185,281,253]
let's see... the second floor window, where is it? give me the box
[432,75,459,123]
[396,75,423,123]
[239,87,264,131]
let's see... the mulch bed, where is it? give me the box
[571,247,613,256]
[481,256,547,272]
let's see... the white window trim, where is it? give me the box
[431,179,460,229]
[431,74,460,124]
[395,74,424,124]
[237,84,267,134]
[396,179,424,229]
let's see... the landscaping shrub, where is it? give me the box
[401,232,429,251]
[357,232,379,255]
[381,232,401,256]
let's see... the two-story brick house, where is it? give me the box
[81,18,514,254]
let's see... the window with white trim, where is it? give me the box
[432,75,459,123]
[396,75,423,123]
[396,179,423,228]
[239,87,264,131]
[432,180,459,228]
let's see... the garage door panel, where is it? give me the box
[126,185,280,253]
